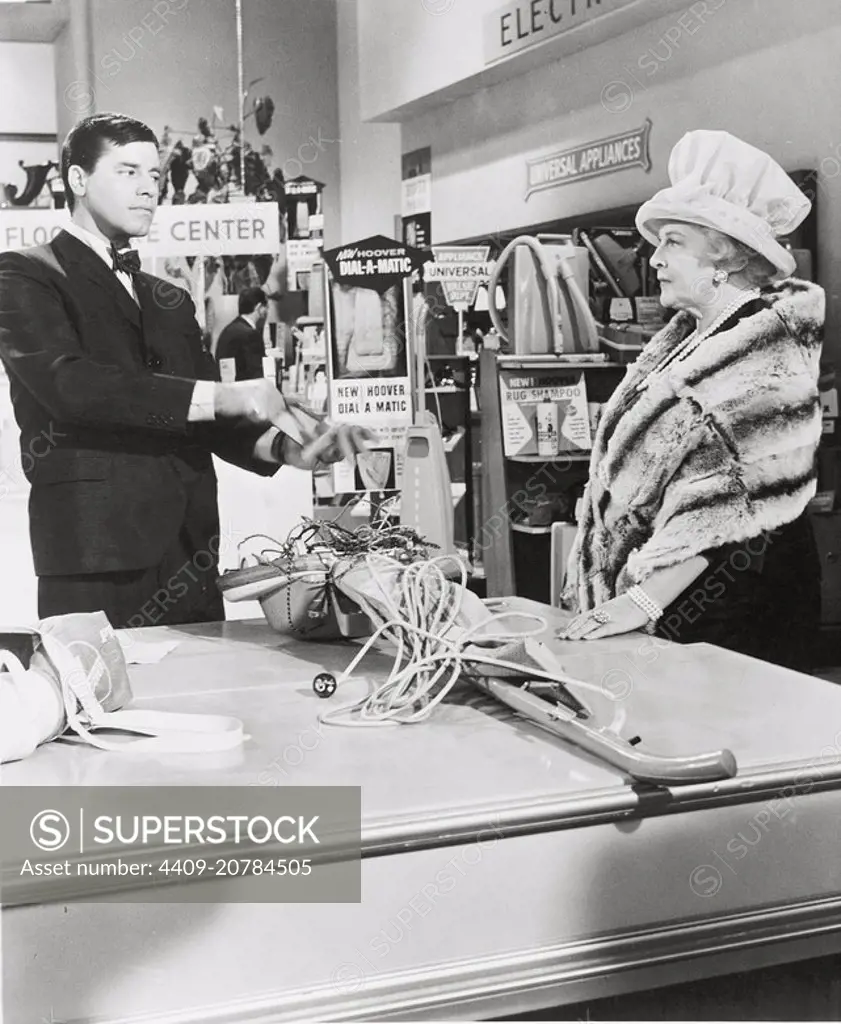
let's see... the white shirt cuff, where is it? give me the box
[253,426,283,463]
[187,380,216,422]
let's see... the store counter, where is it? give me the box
[4,601,841,1021]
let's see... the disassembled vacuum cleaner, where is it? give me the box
[219,522,737,787]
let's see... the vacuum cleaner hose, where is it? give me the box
[488,235,598,354]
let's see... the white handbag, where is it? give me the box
[0,616,244,764]
[0,647,65,764]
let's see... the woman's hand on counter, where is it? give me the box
[559,556,711,641]
[559,593,650,641]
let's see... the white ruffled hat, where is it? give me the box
[636,130,810,277]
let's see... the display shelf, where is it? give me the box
[497,357,623,371]
[480,349,625,600]
[507,452,591,463]
[511,523,553,535]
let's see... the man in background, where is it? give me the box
[216,287,269,381]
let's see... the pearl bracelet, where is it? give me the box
[626,585,664,622]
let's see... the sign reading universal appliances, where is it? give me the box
[526,120,652,199]
[484,0,635,65]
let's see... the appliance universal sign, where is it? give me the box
[525,120,652,198]
[424,246,494,311]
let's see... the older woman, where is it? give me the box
[562,131,824,671]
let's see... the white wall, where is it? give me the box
[0,41,58,196]
[392,0,841,360]
[0,41,57,134]
[357,0,498,120]
[336,0,402,240]
[53,19,80,143]
[356,0,681,122]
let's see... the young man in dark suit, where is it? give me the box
[216,286,269,381]
[0,113,369,628]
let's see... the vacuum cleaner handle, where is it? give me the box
[478,676,738,786]
[488,236,562,348]
[488,235,599,355]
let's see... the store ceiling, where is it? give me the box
[0,0,68,43]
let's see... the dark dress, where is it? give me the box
[640,299,821,672]
[653,513,820,672]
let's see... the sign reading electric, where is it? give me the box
[484,0,634,64]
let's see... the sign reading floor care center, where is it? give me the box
[0,208,70,251]
[0,203,281,256]
[526,121,652,198]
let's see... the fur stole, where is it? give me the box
[564,279,825,612]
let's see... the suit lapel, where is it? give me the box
[133,273,155,326]
[52,230,142,331]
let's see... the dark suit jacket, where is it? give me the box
[215,316,266,381]
[0,230,276,577]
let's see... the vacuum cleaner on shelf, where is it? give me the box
[488,234,600,356]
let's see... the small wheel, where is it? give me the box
[313,672,337,698]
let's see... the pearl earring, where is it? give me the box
[712,269,729,284]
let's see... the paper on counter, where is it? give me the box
[117,634,181,664]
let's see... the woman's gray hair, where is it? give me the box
[699,227,778,287]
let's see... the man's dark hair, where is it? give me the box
[239,287,267,315]
[61,113,158,211]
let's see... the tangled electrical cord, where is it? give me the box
[240,514,437,573]
[306,556,740,786]
[318,553,609,729]
[219,516,450,642]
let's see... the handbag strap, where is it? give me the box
[0,647,27,681]
[57,709,246,754]
[39,634,245,755]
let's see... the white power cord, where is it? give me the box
[318,554,606,728]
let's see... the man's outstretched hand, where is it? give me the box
[274,396,378,469]
[213,380,377,470]
[280,421,377,471]
[214,379,291,425]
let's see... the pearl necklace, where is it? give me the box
[636,288,761,392]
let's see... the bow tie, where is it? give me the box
[110,245,141,275]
